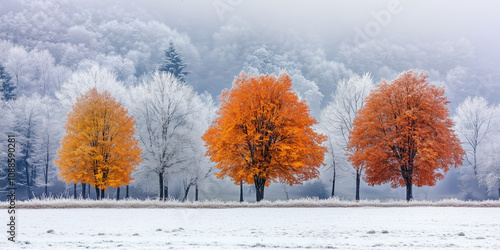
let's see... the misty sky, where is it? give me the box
[145,0,500,58]
[140,0,500,108]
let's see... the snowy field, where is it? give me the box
[2,205,500,249]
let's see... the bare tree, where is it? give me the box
[5,46,30,94]
[455,96,494,177]
[11,95,44,199]
[454,96,496,199]
[131,72,198,200]
[180,92,216,202]
[481,133,500,198]
[32,96,64,198]
[320,73,374,200]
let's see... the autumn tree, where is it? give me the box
[56,65,129,198]
[203,71,326,202]
[348,70,464,201]
[56,88,142,200]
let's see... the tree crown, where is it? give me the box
[56,88,142,190]
[203,71,326,187]
[158,41,189,82]
[0,63,16,100]
[348,70,464,188]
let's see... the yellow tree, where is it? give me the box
[203,72,326,202]
[56,88,142,199]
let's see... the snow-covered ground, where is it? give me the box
[3,206,499,249]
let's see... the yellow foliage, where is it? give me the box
[55,88,142,190]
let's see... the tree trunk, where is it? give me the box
[44,160,49,198]
[355,168,361,201]
[159,172,164,200]
[164,176,169,200]
[101,188,105,199]
[95,186,100,200]
[73,183,77,199]
[195,184,199,201]
[473,147,478,178]
[282,184,289,200]
[182,184,191,202]
[406,179,413,202]
[116,187,120,200]
[240,180,244,202]
[403,163,414,202]
[331,166,336,197]
[126,185,129,199]
[82,183,86,199]
[254,176,266,202]
[25,159,32,199]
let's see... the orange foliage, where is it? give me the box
[202,72,326,201]
[348,71,464,199]
[56,88,142,191]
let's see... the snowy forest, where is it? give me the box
[1,0,500,202]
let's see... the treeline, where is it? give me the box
[1,43,499,201]
[0,43,216,201]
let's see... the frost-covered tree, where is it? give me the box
[316,129,342,198]
[454,96,495,177]
[0,63,16,100]
[56,65,128,112]
[320,73,374,200]
[480,126,500,198]
[131,72,198,200]
[454,96,495,199]
[0,99,15,192]
[4,46,31,95]
[11,94,44,199]
[180,92,216,201]
[31,96,64,197]
[31,50,54,95]
[52,65,72,91]
[158,41,189,82]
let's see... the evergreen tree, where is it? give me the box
[158,41,189,82]
[0,64,16,100]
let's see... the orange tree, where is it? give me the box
[56,88,142,199]
[348,70,464,201]
[203,72,326,202]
